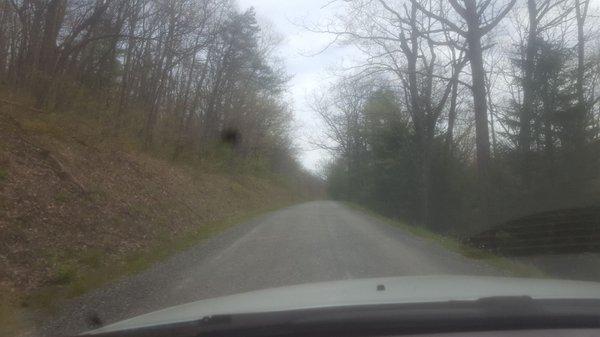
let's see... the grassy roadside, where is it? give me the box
[2,201,299,337]
[344,202,547,278]
[28,202,298,309]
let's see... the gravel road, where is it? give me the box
[37,201,502,336]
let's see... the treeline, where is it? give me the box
[315,0,600,234]
[0,0,297,173]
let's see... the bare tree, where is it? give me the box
[575,0,590,107]
[446,44,466,156]
[307,0,466,226]
[413,0,516,223]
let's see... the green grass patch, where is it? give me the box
[0,167,7,181]
[53,191,69,203]
[48,263,78,286]
[344,202,547,278]
[0,299,29,337]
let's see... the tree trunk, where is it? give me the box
[575,0,587,107]
[465,3,492,225]
[0,0,8,81]
[34,0,66,108]
[416,130,433,227]
[519,0,538,181]
[446,77,459,155]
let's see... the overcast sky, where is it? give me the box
[236,0,355,173]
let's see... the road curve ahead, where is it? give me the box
[39,201,500,336]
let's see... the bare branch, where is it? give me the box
[410,0,468,37]
[480,0,517,36]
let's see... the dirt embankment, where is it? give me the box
[0,106,304,315]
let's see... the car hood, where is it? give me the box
[87,275,600,334]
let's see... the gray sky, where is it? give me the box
[236,0,354,173]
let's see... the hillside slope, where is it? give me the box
[0,104,309,334]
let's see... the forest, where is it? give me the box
[0,0,298,174]
[2,0,600,235]
[315,0,600,235]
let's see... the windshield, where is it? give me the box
[1,0,600,336]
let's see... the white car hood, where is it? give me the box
[87,275,600,334]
